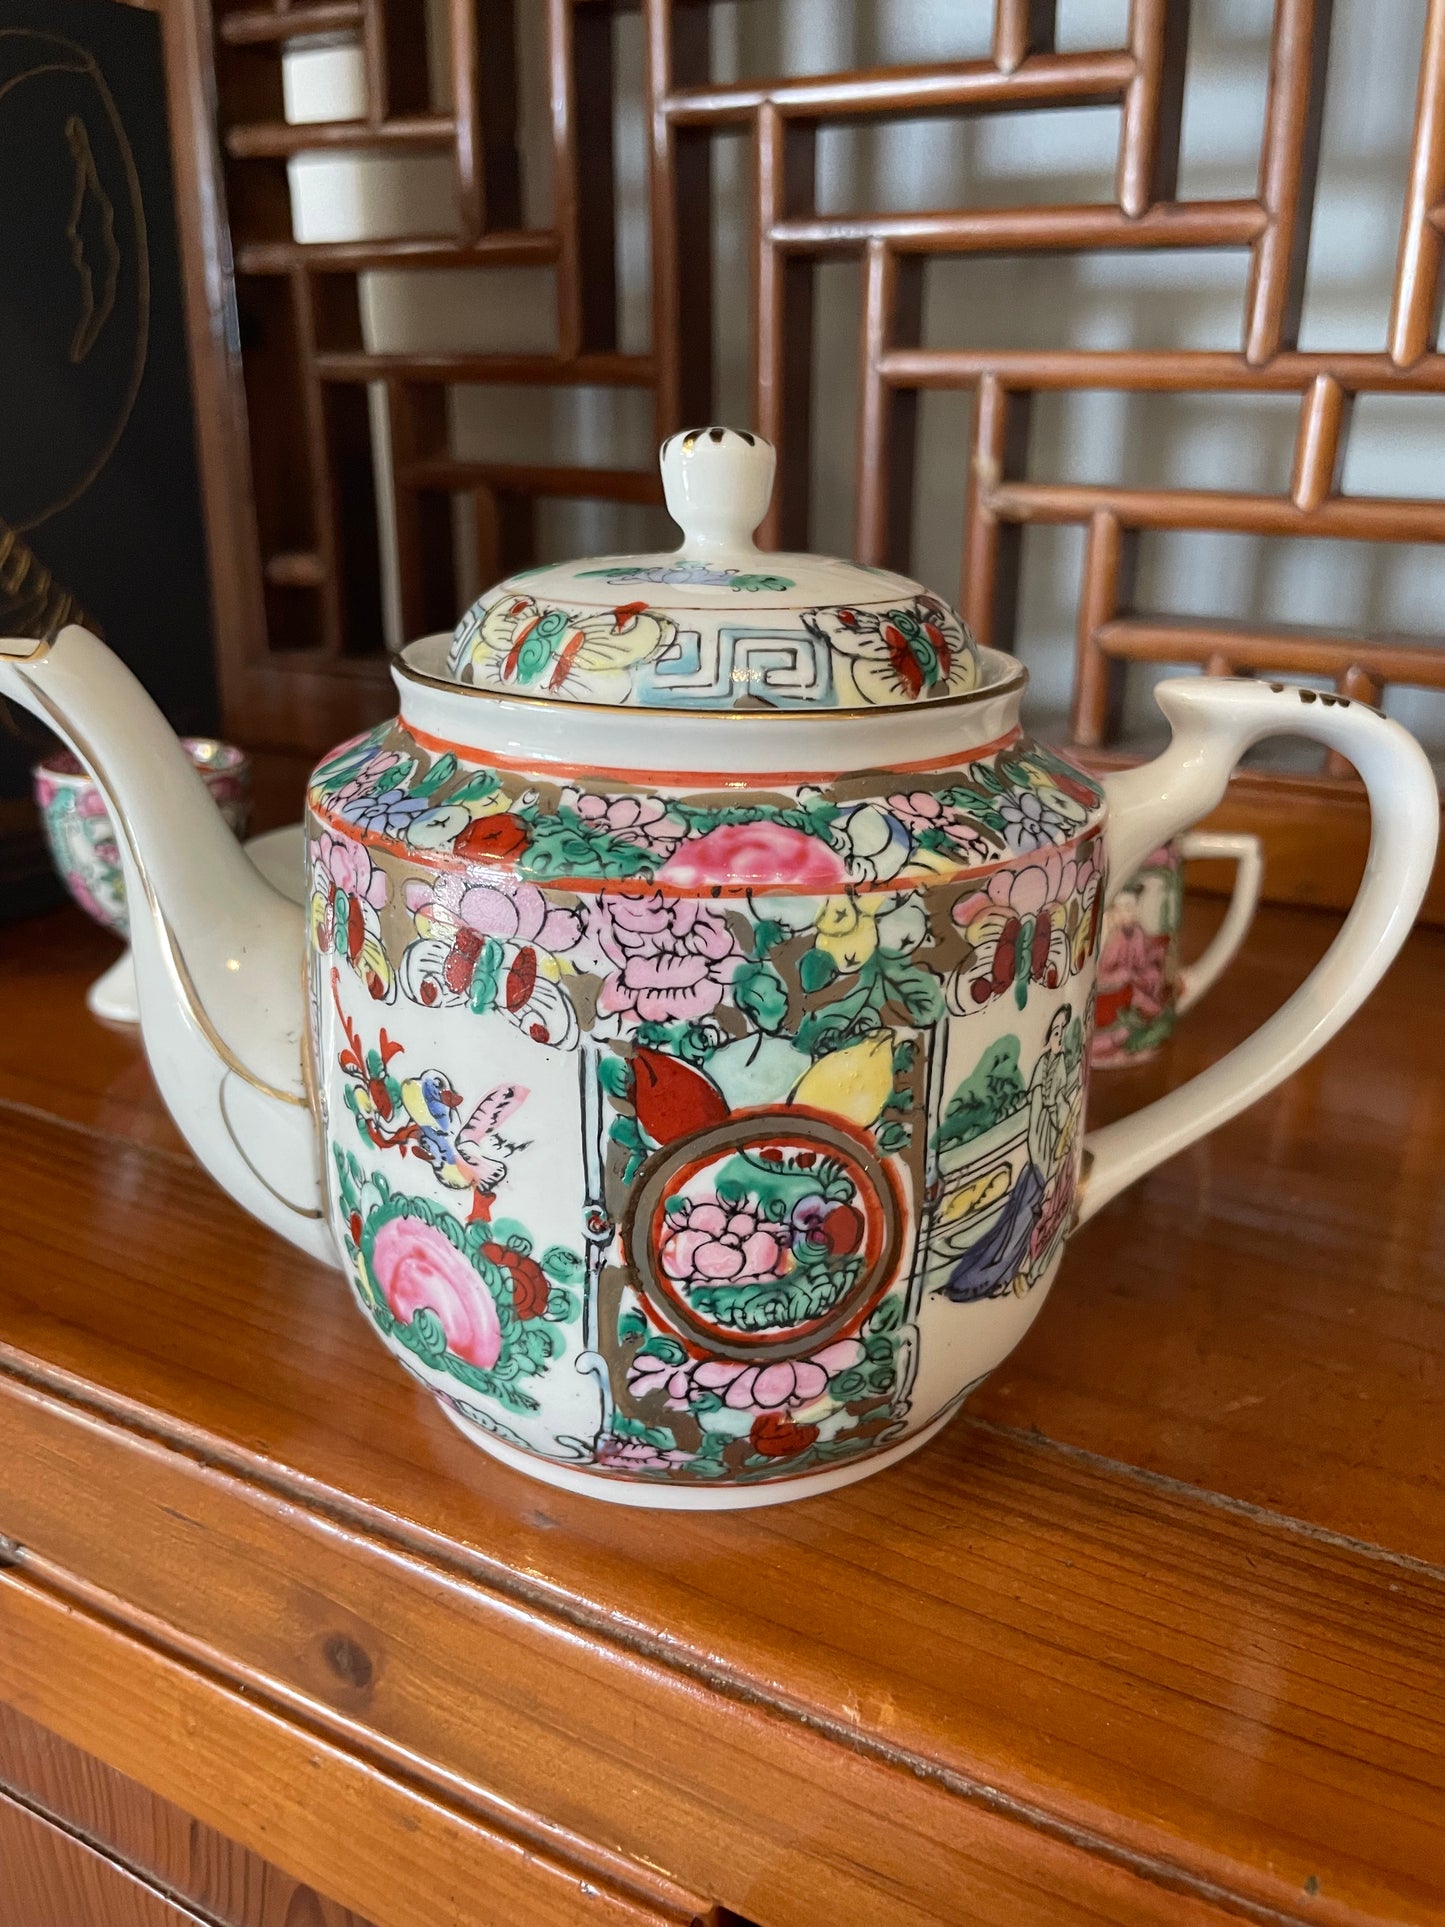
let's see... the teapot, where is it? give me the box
[3,429,1436,1509]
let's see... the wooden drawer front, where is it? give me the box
[0,1784,205,1927]
[0,1568,714,1927]
[0,1701,371,1927]
[0,1373,1337,1927]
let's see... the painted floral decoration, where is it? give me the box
[588,892,743,1026]
[309,691,1110,1489]
[400,873,582,1047]
[948,839,1101,1014]
[311,829,393,1001]
[371,1215,504,1369]
[307,723,1106,894]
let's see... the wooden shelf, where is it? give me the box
[234,233,560,274]
[313,352,657,387]
[217,3,364,46]
[224,114,456,159]
[0,900,1441,1925]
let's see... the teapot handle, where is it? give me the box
[1077,678,1438,1223]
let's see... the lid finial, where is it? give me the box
[661,427,776,557]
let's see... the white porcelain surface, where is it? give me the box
[86,826,308,1028]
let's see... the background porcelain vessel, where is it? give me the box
[1091,830,1263,1068]
[1,429,1437,1508]
[34,737,253,1022]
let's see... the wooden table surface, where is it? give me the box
[0,899,1441,1927]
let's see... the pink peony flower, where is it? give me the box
[886,789,997,864]
[563,787,686,857]
[595,1434,692,1471]
[627,1349,700,1409]
[369,1216,502,1369]
[330,749,406,812]
[405,871,580,954]
[588,891,741,1024]
[318,829,388,908]
[694,1339,865,1411]
[657,821,846,891]
[951,841,1097,931]
[660,1200,786,1287]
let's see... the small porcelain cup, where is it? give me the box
[34,738,253,1020]
[1091,830,1263,1067]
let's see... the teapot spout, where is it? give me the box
[1,628,333,1263]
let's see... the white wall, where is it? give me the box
[282,0,1445,754]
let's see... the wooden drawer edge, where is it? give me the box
[0,1567,715,1927]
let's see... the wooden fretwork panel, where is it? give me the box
[171,0,1444,895]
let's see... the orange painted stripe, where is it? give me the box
[402,720,1025,787]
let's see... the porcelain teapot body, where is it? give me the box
[2,430,1437,1507]
[305,652,1105,1500]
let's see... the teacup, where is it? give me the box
[35,738,253,1022]
[1091,831,1263,1067]
[34,738,252,937]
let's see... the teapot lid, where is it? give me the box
[446,427,981,712]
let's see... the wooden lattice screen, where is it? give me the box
[161,0,1445,907]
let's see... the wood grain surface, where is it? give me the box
[0,1701,375,1927]
[0,902,1441,1927]
[0,1784,208,1927]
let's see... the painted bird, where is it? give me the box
[399,1073,530,1221]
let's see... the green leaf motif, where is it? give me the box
[729,572,795,592]
[410,1306,449,1359]
[798,946,838,994]
[795,974,882,1058]
[540,1244,585,1286]
[468,936,506,1015]
[520,1323,559,1367]
[447,772,503,806]
[612,1413,675,1450]
[751,917,788,960]
[597,1052,634,1100]
[522,811,656,882]
[638,1334,688,1366]
[879,955,946,1025]
[411,752,457,797]
[690,1254,861,1333]
[632,1018,719,1066]
[734,960,789,1034]
[312,730,387,788]
[609,1114,647,1183]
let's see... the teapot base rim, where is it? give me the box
[437,1396,970,1510]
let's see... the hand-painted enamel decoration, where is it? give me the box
[35,738,251,936]
[448,429,980,710]
[2,431,1437,1508]
[1091,831,1263,1067]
